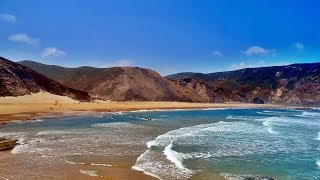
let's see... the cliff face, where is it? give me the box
[0,57,91,101]
[167,63,320,105]
[175,78,244,103]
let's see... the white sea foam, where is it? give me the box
[79,169,98,177]
[29,119,43,122]
[132,150,162,180]
[65,159,77,165]
[163,141,187,170]
[133,121,269,179]
[138,117,152,121]
[301,111,320,117]
[267,127,276,134]
[311,107,320,111]
[179,152,213,159]
[316,132,320,141]
[317,160,320,168]
[202,121,260,134]
[264,116,320,127]
[263,110,273,113]
[9,119,43,124]
[0,132,26,138]
[226,116,255,120]
[221,173,243,180]
[102,115,113,119]
[257,110,293,116]
[147,140,158,148]
[260,117,278,134]
[133,123,219,179]
[287,108,303,112]
[129,110,150,112]
[11,143,29,154]
[91,163,112,167]
[226,116,234,119]
[10,120,23,123]
[91,122,141,128]
[221,173,262,180]
[36,130,71,135]
[137,108,196,112]
[202,108,228,111]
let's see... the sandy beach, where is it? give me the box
[0,92,290,123]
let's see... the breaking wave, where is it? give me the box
[301,111,320,117]
[79,170,98,177]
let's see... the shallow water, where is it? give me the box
[0,108,320,179]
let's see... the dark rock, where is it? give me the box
[0,138,19,151]
[252,97,265,104]
[244,177,275,180]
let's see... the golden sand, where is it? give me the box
[0,92,288,122]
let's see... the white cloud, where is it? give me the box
[8,33,39,46]
[41,47,66,58]
[241,46,274,56]
[212,50,223,57]
[230,61,265,70]
[103,59,134,67]
[294,42,304,51]
[230,60,290,70]
[0,13,16,23]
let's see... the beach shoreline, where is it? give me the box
[0,101,300,124]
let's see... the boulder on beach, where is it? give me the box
[0,138,19,151]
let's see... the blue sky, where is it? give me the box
[1,0,319,75]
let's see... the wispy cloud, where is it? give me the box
[230,60,290,70]
[294,42,304,52]
[212,50,223,57]
[241,45,275,57]
[41,47,66,58]
[103,59,134,67]
[8,33,39,46]
[0,13,16,23]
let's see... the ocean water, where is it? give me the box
[0,108,320,179]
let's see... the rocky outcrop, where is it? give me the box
[0,57,91,101]
[175,78,244,103]
[167,63,320,105]
[0,138,18,151]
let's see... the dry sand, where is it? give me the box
[0,91,78,104]
[0,92,289,123]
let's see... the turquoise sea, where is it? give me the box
[0,108,320,179]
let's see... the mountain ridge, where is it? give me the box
[0,57,91,101]
[18,59,320,105]
[167,63,320,105]
[19,60,208,102]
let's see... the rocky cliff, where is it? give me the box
[0,57,91,101]
[167,63,320,105]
